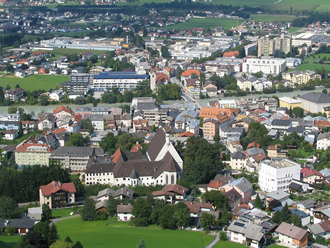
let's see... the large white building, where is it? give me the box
[93,72,149,92]
[242,57,286,75]
[258,159,301,193]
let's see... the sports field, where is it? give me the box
[163,18,244,30]
[288,63,330,72]
[250,14,296,23]
[0,74,69,91]
[55,217,215,248]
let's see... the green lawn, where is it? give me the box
[288,63,330,72]
[0,75,69,91]
[289,27,302,33]
[0,236,21,248]
[262,0,330,12]
[0,131,42,146]
[162,18,244,30]
[304,53,330,63]
[268,245,288,248]
[250,14,296,23]
[213,241,246,248]
[52,207,82,219]
[56,217,215,248]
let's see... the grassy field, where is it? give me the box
[52,207,82,219]
[56,217,215,248]
[250,14,296,23]
[0,236,21,248]
[262,0,330,12]
[0,130,42,146]
[288,63,330,72]
[162,18,244,30]
[213,241,246,248]
[304,53,330,63]
[289,27,302,33]
[0,75,69,91]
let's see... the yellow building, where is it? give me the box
[279,96,302,109]
[15,142,52,166]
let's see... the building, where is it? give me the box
[297,93,330,113]
[117,205,133,221]
[258,38,275,57]
[0,219,35,235]
[5,88,24,101]
[292,33,327,47]
[274,35,292,56]
[0,113,20,130]
[38,114,56,130]
[308,220,330,239]
[275,222,308,248]
[84,114,104,130]
[216,99,237,108]
[203,118,219,140]
[283,70,321,85]
[242,57,286,75]
[4,129,19,140]
[317,133,330,150]
[221,177,253,204]
[53,106,72,120]
[70,73,94,87]
[228,220,265,248]
[152,184,188,204]
[49,147,105,172]
[15,140,52,166]
[258,159,301,193]
[39,181,76,209]
[301,168,324,184]
[199,107,238,127]
[279,97,303,109]
[60,81,90,94]
[131,97,156,111]
[93,71,149,92]
[49,90,63,101]
[230,151,247,170]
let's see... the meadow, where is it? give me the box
[55,217,215,248]
[52,207,82,219]
[0,74,69,91]
[52,48,109,55]
[162,18,244,30]
[0,236,21,248]
[250,14,297,23]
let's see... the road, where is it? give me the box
[205,232,220,248]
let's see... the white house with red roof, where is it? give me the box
[301,168,324,184]
[15,139,52,166]
[152,184,187,204]
[53,106,72,120]
[39,181,76,209]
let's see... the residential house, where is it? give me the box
[275,222,308,248]
[221,177,252,204]
[203,118,219,140]
[203,82,218,97]
[35,133,59,149]
[5,88,24,101]
[313,206,330,224]
[184,201,213,217]
[0,219,35,235]
[316,132,330,150]
[21,121,35,131]
[283,70,321,85]
[295,199,315,215]
[228,220,264,248]
[85,114,104,131]
[266,191,292,209]
[39,181,76,209]
[152,184,188,204]
[267,145,288,158]
[308,220,330,239]
[207,180,224,191]
[230,151,247,170]
[49,90,63,101]
[53,106,72,120]
[301,168,324,184]
[38,114,56,130]
[4,129,19,140]
[222,188,242,209]
[95,200,107,213]
[117,205,133,221]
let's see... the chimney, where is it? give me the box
[166,133,170,146]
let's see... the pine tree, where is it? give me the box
[255,194,262,209]
[47,224,59,246]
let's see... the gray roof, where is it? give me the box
[296,199,315,208]
[95,200,108,210]
[229,177,252,193]
[51,146,105,157]
[320,168,330,177]
[117,205,132,213]
[317,132,330,141]
[275,222,307,240]
[228,221,264,241]
[266,191,290,201]
[287,126,305,134]
[114,187,134,198]
[0,219,35,229]
[231,151,246,159]
[85,114,104,121]
[271,119,291,126]
[97,188,115,198]
[86,163,114,174]
[298,93,330,104]
[146,128,166,161]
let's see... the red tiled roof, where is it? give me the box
[181,69,200,77]
[72,113,82,123]
[184,202,213,214]
[40,181,76,196]
[207,180,224,189]
[247,142,260,148]
[179,131,194,137]
[131,142,143,152]
[301,168,323,178]
[164,184,188,195]
[53,106,72,115]
[21,121,35,125]
[314,120,330,127]
[111,148,123,163]
[15,143,52,153]
[52,128,66,134]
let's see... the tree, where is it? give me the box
[42,204,52,222]
[66,133,89,147]
[159,204,178,230]
[201,212,216,231]
[34,221,49,238]
[254,194,263,209]
[99,133,117,155]
[81,119,93,135]
[271,211,282,224]
[50,240,73,248]
[107,197,118,217]
[220,208,232,226]
[293,107,304,118]
[0,196,20,219]
[81,198,96,221]
[187,189,200,202]
[137,238,146,248]
[65,237,73,243]
[282,203,291,221]
[131,198,152,227]
[174,202,190,228]
[0,87,4,103]
[39,95,49,106]
[73,241,83,248]
[290,214,302,227]
[204,191,228,209]
[219,231,227,241]
[213,133,220,142]
[48,224,59,246]
[18,231,48,248]
[5,226,16,235]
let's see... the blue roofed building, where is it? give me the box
[93,71,150,92]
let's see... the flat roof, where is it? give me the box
[279,97,302,104]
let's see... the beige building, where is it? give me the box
[274,35,292,56]
[279,97,302,109]
[283,70,322,85]
[258,38,275,57]
[15,142,52,166]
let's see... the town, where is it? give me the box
[0,0,330,248]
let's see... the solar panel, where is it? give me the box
[234,222,245,227]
